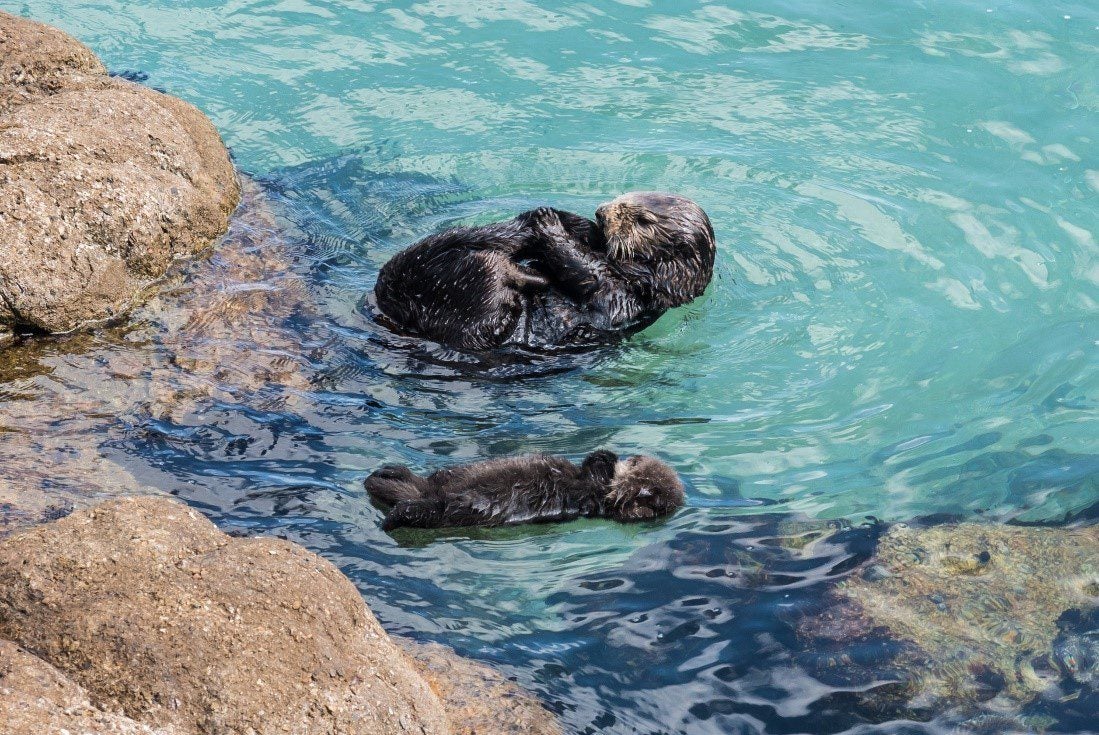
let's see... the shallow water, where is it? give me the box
[4,1,1098,732]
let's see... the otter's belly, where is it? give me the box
[508,292,658,351]
[507,292,608,350]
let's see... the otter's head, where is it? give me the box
[583,452,684,522]
[594,192,715,264]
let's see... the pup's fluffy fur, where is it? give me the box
[365,450,684,531]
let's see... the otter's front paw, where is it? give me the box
[529,206,563,232]
[580,450,618,483]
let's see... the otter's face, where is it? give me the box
[604,455,685,522]
[594,192,713,262]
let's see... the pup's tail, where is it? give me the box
[364,465,423,508]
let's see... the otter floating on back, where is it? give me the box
[364,451,685,532]
[372,192,715,351]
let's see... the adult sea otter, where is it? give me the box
[372,192,715,351]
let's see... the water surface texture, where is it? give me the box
[5,1,1098,733]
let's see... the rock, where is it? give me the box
[399,640,562,735]
[0,12,104,113]
[0,640,175,735]
[1047,607,1099,724]
[802,522,1099,715]
[0,495,561,734]
[0,11,239,336]
[144,177,317,416]
[0,178,316,540]
[0,496,450,735]
[1053,607,1099,688]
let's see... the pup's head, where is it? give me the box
[582,451,685,522]
[594,192,715,264]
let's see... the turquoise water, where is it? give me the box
[27,0,1096,521]
[7,1,1099,731]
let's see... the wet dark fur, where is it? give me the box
[373,193,715,351]
[364,450,684,531]
[373,209,601,351]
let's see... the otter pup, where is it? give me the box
[364,450,684,531]
[372,192,715,351]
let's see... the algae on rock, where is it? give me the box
[804,522,1099,716]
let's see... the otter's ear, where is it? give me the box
[580,450,617,483]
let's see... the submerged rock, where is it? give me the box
[0,178,316,538]
[1052,607,1099,689]
[0,496,558,735]
[1045,607,1099,726]
[803,522,1099,718]
[0,11,239,336]
[143,177,318,415]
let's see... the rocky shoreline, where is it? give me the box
[0,496,560,735]
[0,11,560,735]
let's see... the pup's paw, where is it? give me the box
[371,464,414,481]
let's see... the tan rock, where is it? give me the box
[0,496,451,735]
[0,11,240,335]
[0,640,175,735]
[0,179,310,539]
[0,11,104,113]
[401,640,562,735]
[146,177,316,415]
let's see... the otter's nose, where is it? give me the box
[595,205,607,226]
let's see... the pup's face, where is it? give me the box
[594,192,711,261]
[604,455,685,521]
